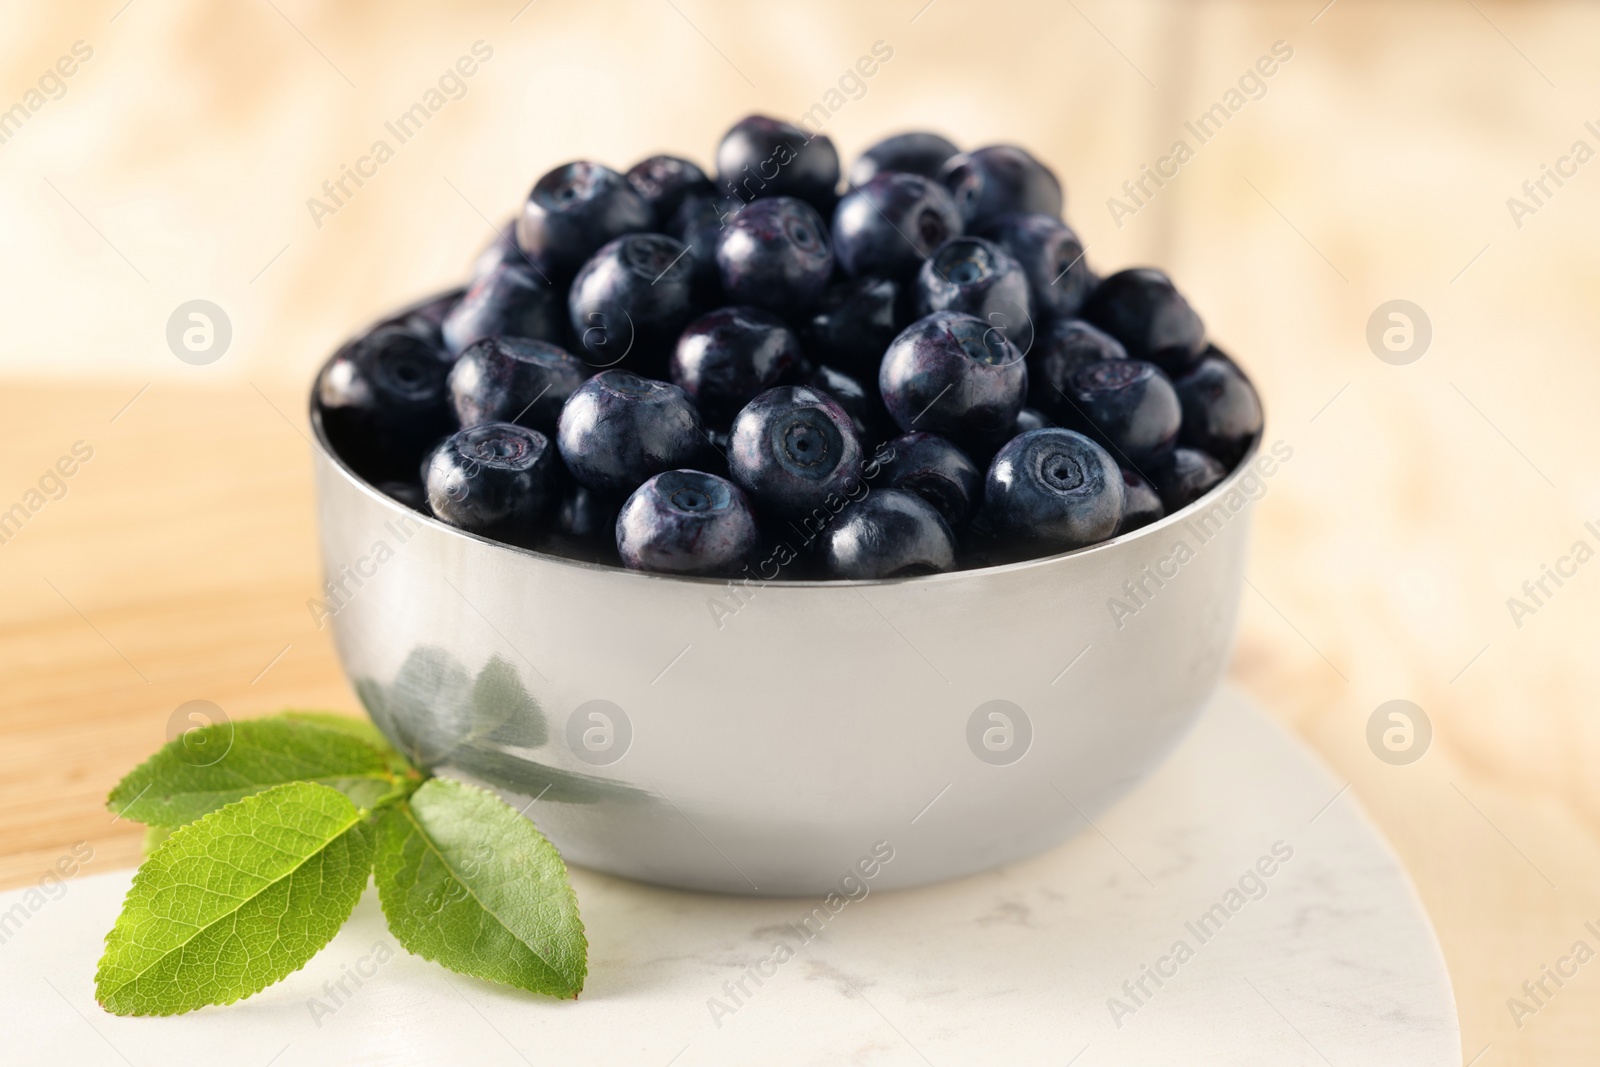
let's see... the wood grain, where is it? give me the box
[0,382,357,888]
[3,1,1599,1062]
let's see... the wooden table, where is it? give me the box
[3,1,1598,1062]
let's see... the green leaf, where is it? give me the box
[375,778,586,998]
[96,782,375,1016]
[280,710,403,757]
[108,715,404,827]
[141,826,172,854]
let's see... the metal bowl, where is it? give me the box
[309,387,1264,895]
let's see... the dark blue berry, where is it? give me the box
[556,370,706,495]
[473,221,523,280]
[378,288,463,349]
[558,484,619,541]
[981,428,1124,552]
[318,324,455,481]
[1174,351,1262,466]
[625,155,713,225]
[616,470,760,576]
[448,336,588,435]
[848,131,960,187]
[801,276,902,378]
[917,237,1034,353]
[716,197,834,318]
[879,311,1027,450]
[1014,407,1051,434]
[833,173,961,282]
[1081,268,1206,374]
[728,386,864,517]
[1151,447,1227,511]
[568,233,696,372]
[671,306,802,428]
[423,422,559,543]
[1116,467,1164,534]
[544,484,622,565]
[1065,359,1181,468]
[377,479,427,513]
[1027,318,1126,417]
[808,363,887,449]
[940,145,1062,227]
[716,115,840,213]
[667,194,744,303]
[819,489,956,579]
[877,432,982,527]
[974,212,1093,321]
[699,427,733,479]
[442,262,564,355]
[516,161,652,282]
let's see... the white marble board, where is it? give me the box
[0,687,1459,1066]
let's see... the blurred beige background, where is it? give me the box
[2,0,1598,1062]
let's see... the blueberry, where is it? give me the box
[974,212,1093,321]
[558,484,620,542]
[665,192,718,244]
[716,115,840,213]
[423,423,559,544]
[473,220,523,280]
[442,262,564,355]
[1081,268,1206,374]
[877,432,982,527]
[448,336,588,435]
[568,233,696,372]
[917,237,1034,353]
[625,155,713,225]
[728,386,864,517]
[981,428,1124,553]
[1027,318,1126,417]
[801,276,902,378]
[833,173,962,282]
[848,131,960,187]
[318,324,456,481]
[377,479,427,513]
[556,370,706,495]
[1014,407,1051,434]
[515,161,652,282]
[1064,359,1181,469]
[700,427,733,479]
[377,288,463,349]
[819,489,956,579]
[544,484,622,565]
[879,311,1027,450]
[1150,447,1227,511]
[616,470,760,576]
[1116,467,1165,534]
[716,197,834,318]
[671,306,802,427]
[807,363,887,449]
[667,194,744,303]
[1174,351,1262,466]
[694,435,732,483]
[940,145,1062,227]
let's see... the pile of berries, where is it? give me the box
[317,116,1262,580]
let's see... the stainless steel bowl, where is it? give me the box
[310,390,1263,895]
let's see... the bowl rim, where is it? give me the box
[309,357,1265,590]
